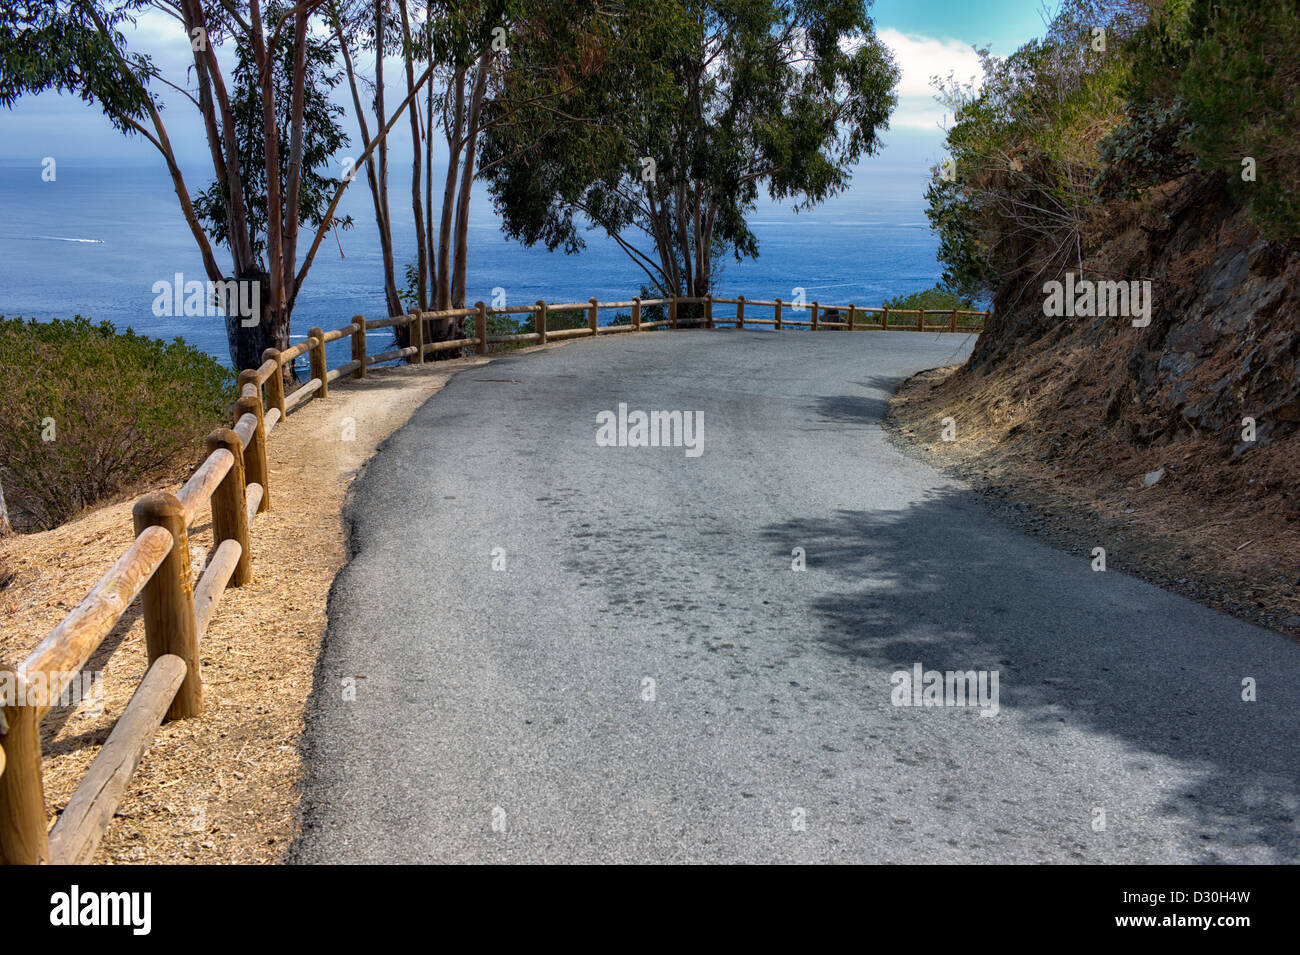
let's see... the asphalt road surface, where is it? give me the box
[292,329,1299,864]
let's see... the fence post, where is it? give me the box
[352,315,366,379]
[0,666,50,864]
[705,294,713,329]
[633,296,642,331]
[916,309,924,332]
[261,348,285,416]
[670,296,678,329]
[775,297,783,331]
[475,302,487,354]
[235,394,270,513]
[848,304,856,331]
[236,368,259,405]
[588,297,599,335]
[535,300,548,344]
[410,312,425,364]
[737,295,745,329]
[309,327,328,398]
[949,308,958,332]
[881,306,889,330]
[811,301,819,332]
[205,429,252,586]
[132,492,202,720]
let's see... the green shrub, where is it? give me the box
[488,296,666,352]
[0,316,234,531]
[1094,100,1194,198]
[882,286,977,312]
[518,306,590,335]
[1097,0,1300,238]
[488,306,588,353]
[1178,0,1300,239]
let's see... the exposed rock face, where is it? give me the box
[963,175,1299,454]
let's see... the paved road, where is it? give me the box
[293,330,1299,863]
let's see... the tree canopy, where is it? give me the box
[480,0,899,298]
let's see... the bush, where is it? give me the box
[1178,0,1300,239]
[882,286,977,312]
[0,316,234,530]
[488,295,667,352]
[926,0,1142,296]
[1096,0,1300,238]
[1094,99,1194,199]
[490,306,588,352]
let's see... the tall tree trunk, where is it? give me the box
[182,0,251,273]
[180,0,273,371]
[332,7,402,318]
[451,50,492,309]
[250,1,290,364]
[375,1,393,311]
[425,61,436,325]
[676,181,693,297]
[282,9,309,309]
[702,197,717,294]
[398,0,428,315]
[437,67,466,313]
[294,65,438,321]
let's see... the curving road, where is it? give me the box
[292,330,1299,864]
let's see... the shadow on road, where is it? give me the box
[811,394,893,425]
[761,488,1300,862]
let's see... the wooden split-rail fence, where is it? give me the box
[0,294,988,864]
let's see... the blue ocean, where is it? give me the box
[0,158,951,369]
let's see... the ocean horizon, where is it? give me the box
[0,157,962,369]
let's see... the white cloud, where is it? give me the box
[878,28,984,132]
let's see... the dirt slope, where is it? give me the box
[891,175,1299,635]
[0,359,488,863]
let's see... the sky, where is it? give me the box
[0,1,1051,173]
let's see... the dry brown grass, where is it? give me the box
[0,357,493,863]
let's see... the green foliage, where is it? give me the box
[0,1,155,136]
[927,1,1141,297]
[530,309,588,333]
[931,0,1300,303]
[479,288,666,353]
[1094,100,1192,198]
[1177,0,1300,238]
[0,317,234,531]
[924,174,994,299]
[192,1,353,259]
[480,0,899,297]
[1098,0,1299,237]
[882,286,976,312]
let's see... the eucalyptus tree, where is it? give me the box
[327,0,504,350]
[0,0,432,371]
[330,0,602,349]
[479,0,900,299]
[328,0,515,335]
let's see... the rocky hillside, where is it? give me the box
[957,169,1298,509]
[894,170,1300,632]
[971,173,1298,449]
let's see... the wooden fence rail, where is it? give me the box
[0,292,987,864]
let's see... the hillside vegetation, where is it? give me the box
[0,317,233,531]
[900,0,1300,629]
